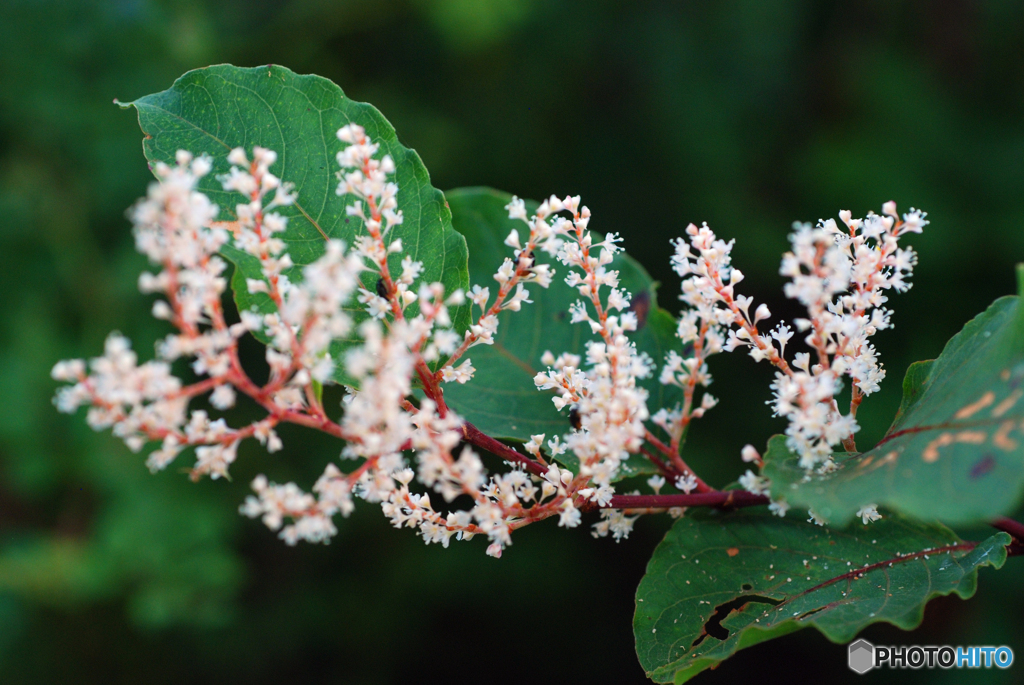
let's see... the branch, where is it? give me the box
[460,421,546,476]
[992,517,1024,544]
[640,447,680,479]
[600,490,769,510]
[644,430,712,492]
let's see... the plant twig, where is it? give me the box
[992,517,1024,545]
[599,490,769,511]
[644,430,712,492]
[460,421,546,476]
[640,447,680,479]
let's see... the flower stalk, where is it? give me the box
[53,123,928,553]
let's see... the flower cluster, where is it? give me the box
[771,206,924,468]
[776,207,922,454]
[54,114,917,553]
[53,151,249,477]
[439,192,561,381]
[512,195,653,524]
[54,123,653,556]
[664,206,924,475]
[652,222,781,454]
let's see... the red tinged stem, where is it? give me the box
[460,421,547,477]
[992,517,1024,544]
[601,490,769,510]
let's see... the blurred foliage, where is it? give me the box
[0,0,1022,682]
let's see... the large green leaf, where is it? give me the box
[442,188,683,476]
[120,64,470,379]
[761,265,1024,525]
[634,508,1010,683]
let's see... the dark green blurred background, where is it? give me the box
[1,0,1022,682]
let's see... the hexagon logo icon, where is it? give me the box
[848,639,875,674]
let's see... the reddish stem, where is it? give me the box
[992,517,1024,544]
[600,490,769,510]
[644,430,712,493]
[460,421,546,476]
[640,448,680,479]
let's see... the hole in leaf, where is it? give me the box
[741,583,752,591]
[692,595,782,647]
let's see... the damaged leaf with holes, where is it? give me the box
[634,508,1009,684]
[760,265,1024,526]
[122,64,471,382]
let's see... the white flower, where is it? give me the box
[856,504,882,525]
[738,470,769,496]
[210,384,236,410]
[469,284,489,309]
[675,474,699,494]
[494,258,516,284]
[440,359,475,384]
[501,283,532,311]
[592,509,639,541]
[807,508,828,526]
[558,500,582,528]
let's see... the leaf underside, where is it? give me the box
[634,508,1010,683]
[123,64,471,381]
[444,187,684,479]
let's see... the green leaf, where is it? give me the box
[634,508,1010,684]
[120,64,470,381]
[762,267,1024,525]
[441,188,683,477]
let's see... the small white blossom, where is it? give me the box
[856,504,882,525]
[558,500,582,528]
[440,359,476,384]
[647,475,666,494]
[807,508,828,526]
[741,444,761,463]
[738,470,770,496]
[592,509,639,541]
[675,474,699,494]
